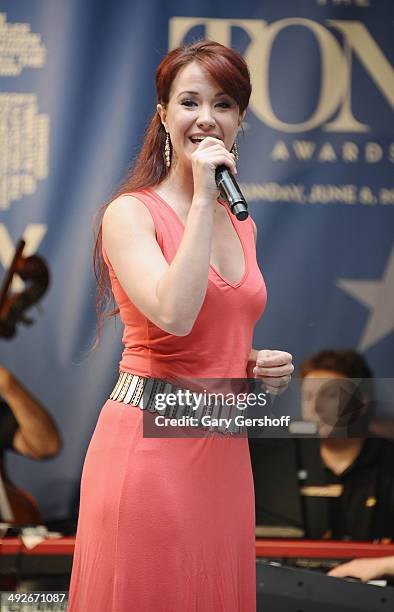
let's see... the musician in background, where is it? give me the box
[0,364,61,523]
[250,349,394,540]
[299,349,394,541]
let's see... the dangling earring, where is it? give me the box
[164,132,171,168]
[231,141,239,160]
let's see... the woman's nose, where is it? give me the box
[196,106,216,129]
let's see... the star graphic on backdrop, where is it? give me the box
[336,246,394,352]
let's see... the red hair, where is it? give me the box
[93,40,251,338]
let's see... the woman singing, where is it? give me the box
[68,40,293,612]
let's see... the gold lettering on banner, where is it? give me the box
[240,182,394,206]
[246,18,349,132]
[317,1,370,7]
[318,142,337,162]
[270,139,393,164]
[0,13,46,76]
[292,141,316,160]
[365,141,383,163]
[169,17,393,133]
[325,20,394,131]
[271,141,291,161]
[0,94,49,210]
[342,141,359,162]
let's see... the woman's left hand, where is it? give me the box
[252,349,294,394]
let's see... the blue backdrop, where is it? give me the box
[0,0,393,519]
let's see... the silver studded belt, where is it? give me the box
[109,371,245,435]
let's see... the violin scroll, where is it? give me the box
[0,240,50,339]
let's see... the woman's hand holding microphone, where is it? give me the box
[191,137,236,203]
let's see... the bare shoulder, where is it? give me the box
[99,193,170,330]
[103,194,155,234]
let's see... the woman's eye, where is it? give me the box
[180,100,231,108]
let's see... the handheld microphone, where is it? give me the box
[215,166,248,221]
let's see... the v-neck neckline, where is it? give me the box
[146,187,248,288]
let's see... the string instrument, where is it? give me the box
[0,239,49,523]
[0,239,50,338]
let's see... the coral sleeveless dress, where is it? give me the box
[68,188,267,612]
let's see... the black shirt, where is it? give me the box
[304,438,394,540]
[0,401,19,522]
[0,399,18,454]
[250,437,394,541]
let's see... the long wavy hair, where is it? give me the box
[93,39,252,338]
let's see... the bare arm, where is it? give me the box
[328,556,394,581]
[0,367,62,459]
[103,194,215,336]
[103,138,237,336]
